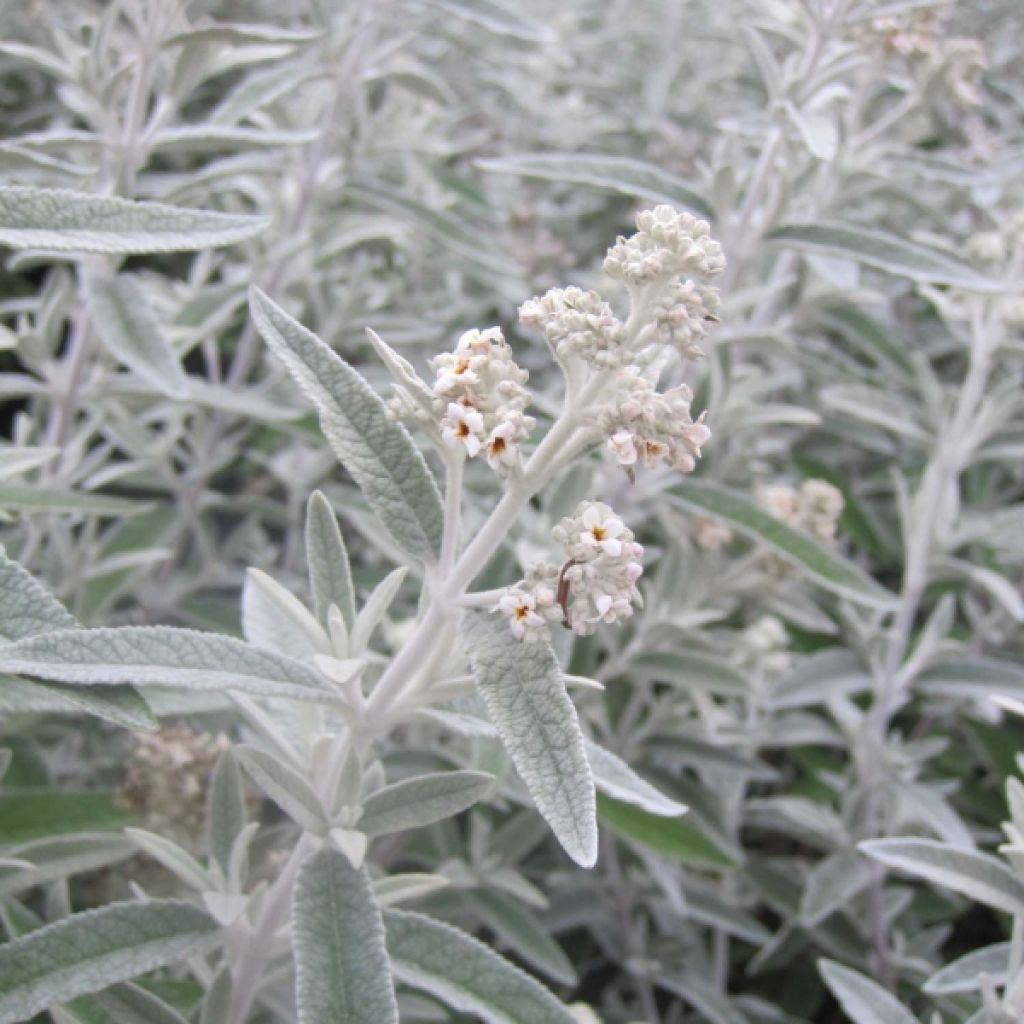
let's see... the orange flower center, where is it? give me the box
[591,525,607,541]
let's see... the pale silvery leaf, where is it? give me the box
[67,982,191,1024]
[0,675,157,731]
[0,626,332,701]
[206,750,248,876]
[668,483,898,609]
[0,186,268,253]
[461,610,598,868]
[0,485,151,517]
[374,873,450,907]
[655,973,748,1024]
[242,568,329,661]
[769,650,870,710]
[585,742,687,817]
[0,445,58,479]
[84,275,189,400]
[359,770,495,837]
[384,909,577,1024]
[349,567,408,655]
[164,21,323,46]
[799,850,876,926]
[627,650,750,698]
[0,900,219,1023]
[200,966,233,1024]
[861,839,1024,914]
[818,960,919,1024]
[306,490,357,629]
[477,153,712,217]
[768,222,1001,291]
[467,889,576,985]
[125,829,211,892]
[0,834,135,898]
[418,0,554,42]
[924,943,1011,994]
[292,847,398,1024]
[918,655,1024,703]
[0,550,76,641]
[235,745,328,835]
[248,288,443,562]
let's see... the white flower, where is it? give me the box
[578,503,626,557]
[441,402,484,457]
[430,327,533,470]
[607,428,638,467]
[497,588,547,641]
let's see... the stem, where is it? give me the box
[439,453,464,576]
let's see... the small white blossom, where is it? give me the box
[497,587,547,641]
[440,402,485,457]
[430,327,534,473]
[758,479,844,545]
[596,366,711,476]
[518,286,626,368]
[604,205,725,286]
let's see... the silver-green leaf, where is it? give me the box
[359,770,495,837]
[585,741,687,817]
[84,274,189,400]
[249,288,443,562]
[0,900,219,1024]
[668,482,898,609]
[860,838,1024,914]
[477,152,712,217]
[0,626,331,701]
[306,491,357,629]
[768,222,1000,291]
[235,745,328,835]
[461,610,597,868]
[0,186,268,254]
[384,909,576,1024]
[818,959,919,1024]
[292,847,399,1024]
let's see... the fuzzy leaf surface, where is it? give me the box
[384,909,576,1024]
[668,482,897,609]
[0,626,331,701]
[292,847,398,1024]
[0,900,218,1023]
[249,288,443,561]
[461,610,597,867]
[359,770,494,837]
[0,186,268,253]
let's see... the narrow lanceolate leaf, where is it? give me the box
[0,676,157,731]
[292,848,398,1024]
[800,850,876,926]
[597,795,737,869]
[628,650,750,698]
[419,0,554,42]
[0,551,77,641]
[0,834,135,898]
[818,960,919,1024]
[67,982,191,1024]
[84,275,188,400]
[585,742,687,817]
[0,485,150,517]
[0,900,219,1024]
[477,152,712,218]
[667,482,898,609]
[249,289,443,562]
[0,626,331,701]
[359,771,495,837]
[923,942,1011,994]
[861,838,1024,914]
[768,222,1000,291]
[235,745,327,835]
[0,187,268,253]
[461,610,597,868]
[206,750,247,875]
[384,910,576,1024]
[306,491,357,629]
[917,655,1024,702]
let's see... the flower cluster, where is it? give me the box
[430,327,535,474]
[596,366,711,475]
[603,205,726,286]
[518,286,626,369]
[758,479,844,545]
[650,278,721,361]
[498,501,644,640]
